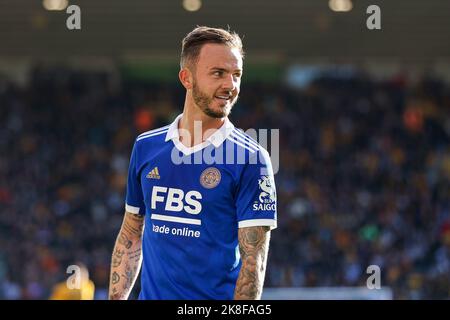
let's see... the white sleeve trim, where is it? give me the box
[125,203,141,215]
[238,219,277,230]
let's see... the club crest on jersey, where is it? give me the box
[253,175,276,211]
[200,167,221,189]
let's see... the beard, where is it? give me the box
[192,80,238,119]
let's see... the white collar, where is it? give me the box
[165,113,234,154]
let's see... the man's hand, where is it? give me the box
[234,226,271,300]
[109,211,144,300]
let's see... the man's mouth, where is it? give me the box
[215,95,231,100]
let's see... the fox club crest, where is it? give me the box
[200,167,221,189]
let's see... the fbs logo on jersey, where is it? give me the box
[253,175,276,211]
[151,186,202,215]
[147,167,160,179]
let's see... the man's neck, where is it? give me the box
[178,102,226,148]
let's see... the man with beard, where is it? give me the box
[109,26,277,300]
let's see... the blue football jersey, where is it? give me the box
[125,114,277,300]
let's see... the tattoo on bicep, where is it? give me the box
[129,213,144,224]
[121,213,144,239]
[123,221,140,236]
[235,226,270,299]
[238,226,267,259]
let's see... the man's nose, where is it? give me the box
[222,74,236,91]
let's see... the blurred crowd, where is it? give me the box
[0,66,449,299]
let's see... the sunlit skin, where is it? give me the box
[178,43,243,147]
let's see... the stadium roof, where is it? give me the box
[0,0,449,62]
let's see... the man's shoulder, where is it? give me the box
[227,128,260,153]
[226,127,271,163]
[135,124,171,143]
[132,124,172,161]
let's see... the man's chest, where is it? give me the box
[138,156,237,216]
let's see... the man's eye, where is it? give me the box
[213,71,222,76]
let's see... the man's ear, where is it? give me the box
[179,68,193,90]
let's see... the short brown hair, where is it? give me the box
[180,26,244,69]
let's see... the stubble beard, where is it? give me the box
[192,81,238,119]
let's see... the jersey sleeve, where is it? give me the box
[125,141,145,215]
[235,148,277,230]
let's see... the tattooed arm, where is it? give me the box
[109,211,144,300]
[234,226,271,300]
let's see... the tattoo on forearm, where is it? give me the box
[109,213,144,300]
[118,233,133,249]
[234,226,270,300]
[112,248,125,268]
[127,248,142,263]
[123,263,135,291]
[112,272,120,285]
